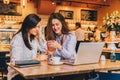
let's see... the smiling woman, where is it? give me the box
[0,1,22,16]
[46,12,76,59]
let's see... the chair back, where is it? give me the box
[0,53,7,71]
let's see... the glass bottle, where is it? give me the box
[110,49,116,62]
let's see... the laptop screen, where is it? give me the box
[74,42,105,65]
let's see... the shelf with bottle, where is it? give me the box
[0,28,18,44]
[65,19,97,31]
[0,28,18,32]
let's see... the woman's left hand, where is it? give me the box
[49,40,62,50]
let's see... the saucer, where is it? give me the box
[48,62,64,65]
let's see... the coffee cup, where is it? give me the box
[49,57,61,64]
[100,55,106,61]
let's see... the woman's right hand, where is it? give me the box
[47,40,56,57]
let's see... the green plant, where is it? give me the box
[102,11,120,32]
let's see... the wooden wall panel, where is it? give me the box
[37,0,56,15]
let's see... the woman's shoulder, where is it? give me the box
[63,31,76,43]
[10,32,23,45]
[12,32,22,41]
[64,31,76,38]
[68,31,76,36]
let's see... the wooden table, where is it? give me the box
[7,59,120,79]
[104,39,120,50]
[105,39,120,43]
[94,60,120,71]
[102,48,120,53]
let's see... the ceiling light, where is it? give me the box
[51,0,55,5]
[104,0,106,2]
[3,0,10,4]
[21,0,26,8]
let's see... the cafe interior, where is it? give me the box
[0,0,120,80]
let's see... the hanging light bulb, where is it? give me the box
[51,0,55,5]
[3,0,10,4]
[21,0,26,8]
[104,0,106,2]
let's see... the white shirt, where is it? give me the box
[75,28,86,41]
[54,32,77,59]
[94,29,101,41]
[7,32,42,80]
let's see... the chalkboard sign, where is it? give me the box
[59,10,73,19]
[81,10,97,21]
[0,1,22,16]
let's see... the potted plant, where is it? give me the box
[102,11,120,40]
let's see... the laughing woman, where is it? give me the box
[46,13,87,80]
[45,13,76,60]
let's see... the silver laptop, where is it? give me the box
[64,42,105,65]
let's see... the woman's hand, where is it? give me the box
[47,40,56,57]
[47,40,62,57]
[47,40,62,50]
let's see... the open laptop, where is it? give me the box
[64,42,105,65]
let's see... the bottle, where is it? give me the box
[110,50,116,62]
[100,55,106,65]
[100,55,106,61]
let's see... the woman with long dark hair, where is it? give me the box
[7,14,45,80]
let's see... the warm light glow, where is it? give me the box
[21,0,26,8]
[104,0,106,2]
[3,0,10,4]
[52,2,55,5]
[51,0,55,5]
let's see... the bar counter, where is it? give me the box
[102,48,120,53]
[0,44,10,52]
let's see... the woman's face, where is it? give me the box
[28,22,41,36]
[52,19,62,35]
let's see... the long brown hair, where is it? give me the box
[45,13,69,40]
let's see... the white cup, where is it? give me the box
[100,55,106,61]
[100,55,106,65]
[49,57,61,64]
